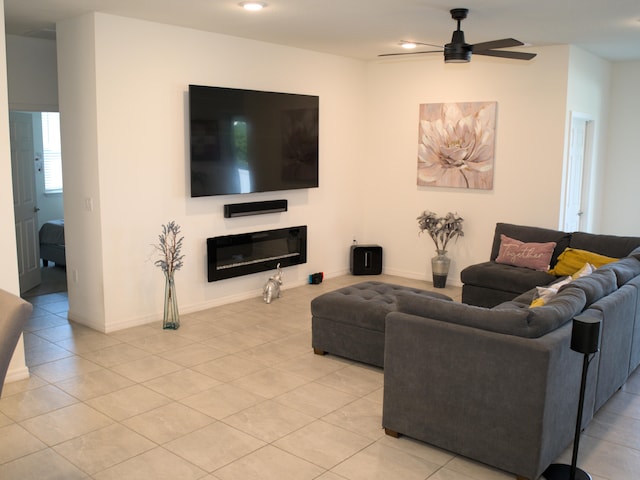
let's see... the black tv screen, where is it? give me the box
[189,85,319,197]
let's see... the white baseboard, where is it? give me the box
[3,365,30,384]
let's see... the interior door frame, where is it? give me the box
[561,111,594,233]
[10,111,42,293]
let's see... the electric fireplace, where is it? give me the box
[207,226,307,281]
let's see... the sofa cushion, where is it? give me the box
[596,256,640,287]
[397,295,531,336]
[548,247,618,276]
[570,231,640,258]
[631,246,640,260]
[530,277,573,307]
[506,274,575,307]
[397,289,585,339]
[507,289,538,306]
[460,261,556,294]
[489,223,571,266]
[495,234,556,271]
[494,299,530,310]
[526,287,587,335]
[559,268,617,306]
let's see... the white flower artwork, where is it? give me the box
[417,101,496,190]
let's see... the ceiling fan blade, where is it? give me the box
[378,49,443,57]
[409,41,444,49]
[473,49,537,60]
[472,38,524,52]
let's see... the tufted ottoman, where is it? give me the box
[311,281,452,367]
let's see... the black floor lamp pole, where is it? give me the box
[543,315,601,480]
[570,353,591,479]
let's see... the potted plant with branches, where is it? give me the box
[154,221,185,329]
[417,211,464,287]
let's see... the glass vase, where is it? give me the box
[163,271,180,330]
[431,250,451,288]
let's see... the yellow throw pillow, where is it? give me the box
[548,248,618,277]
[530,297,547,308]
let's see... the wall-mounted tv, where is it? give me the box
[189,85,319,197]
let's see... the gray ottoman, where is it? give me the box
[311,281,452,367]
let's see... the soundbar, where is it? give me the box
[223,199,288,218]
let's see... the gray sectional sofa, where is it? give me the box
[460,223,640,308]
[382,227,640,480]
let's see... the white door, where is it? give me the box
[563,114,592,232]
[10,112,41,294]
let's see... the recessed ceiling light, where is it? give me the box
[239,2,267,11]
[400,41,417,49]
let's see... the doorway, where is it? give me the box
[562,112,594,233]
[10,110,66,297]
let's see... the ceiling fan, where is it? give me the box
[380,8,536,63]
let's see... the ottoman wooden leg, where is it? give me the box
[313,348,326,356]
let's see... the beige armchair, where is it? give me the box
[0,289,32,397]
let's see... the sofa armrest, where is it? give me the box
[382,311,597,480]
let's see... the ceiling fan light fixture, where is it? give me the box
[445,55,470,63]
[239,2,267,11]
[400,41,417,49]
[444,50,471,63]
[444,43,471,63]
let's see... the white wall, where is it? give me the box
[57,14,106,330]
[563,46,612,233]
[57,13,367,332]
[6,37,63,229]
[601,61,640,236]
[8,11,623,335]
[363,46,572,283]
[5,35,58,111]
[0,6,18,292]
[0,0,29,385]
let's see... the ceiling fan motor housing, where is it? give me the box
[445,29,471,62]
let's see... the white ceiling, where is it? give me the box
[4,0,640,62]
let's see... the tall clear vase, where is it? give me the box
[163,271,180,330]
[431,250,451,288]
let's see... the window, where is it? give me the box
[41,112,63,193]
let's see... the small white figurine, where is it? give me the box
[263,263,283,304]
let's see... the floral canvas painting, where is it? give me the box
[417,101,496,190]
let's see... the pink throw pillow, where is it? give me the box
[495,234,556,271]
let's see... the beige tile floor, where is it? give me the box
[2,274,640,479]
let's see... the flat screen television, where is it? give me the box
[189,84,319,197]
